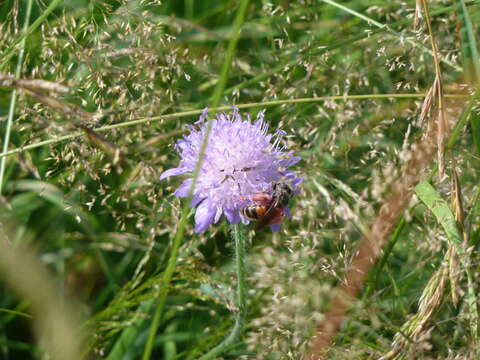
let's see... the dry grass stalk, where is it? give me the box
[0,72,70,93]
[0,227,82,360]
[380,166,466,359]
[421,0,447,179]
[448,168,464,305]
[413,0,422,29]
[451,167,465,234]
[379,262,449,360]
[305,96,461,360]
[1,75,126,164]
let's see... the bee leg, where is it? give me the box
[268,209,284,225]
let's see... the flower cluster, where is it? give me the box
[160,108,301,232]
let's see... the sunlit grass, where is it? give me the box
[0,1,479,359]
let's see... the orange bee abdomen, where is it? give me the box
[241,205,267,220]
[241,182,294,230]
[257,207,267,217]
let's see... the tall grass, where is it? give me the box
[0,0,479,359]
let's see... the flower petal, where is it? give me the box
[195,107,209,124]
[213,206,222,223]
[270,223,281,232]
[288,156,302,166]
[224,207,241,224]
[289,176,304,189]
[160,167,188,180]
[174,180,191,197]
[194,201,216,233]
[164,109,302,232]
[191,194,205,207]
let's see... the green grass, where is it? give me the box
[0,0,480,359]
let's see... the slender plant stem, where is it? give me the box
[363,217,406,298]
[224,1,480,96]
[0,0,64,71]
[447,88,480,149]
[106,300,155,360]
[421,0,448,177]
[185,0,194,19]
[321,0,461,71]
[199,225,247,360]
[140,1,250,359]
[457,0,480,80]
[0,0,33,195]
[0,93,466,160]
[210,0,250,108]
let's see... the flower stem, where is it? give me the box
[199,224,247,360]
[140,1,250,358]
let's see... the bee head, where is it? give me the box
[272,182,293,207]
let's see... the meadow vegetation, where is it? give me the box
[0,0,480,359]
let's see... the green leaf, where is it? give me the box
[415,181,463,248]
[8,179,97,233]
[456,0,480,83]
[471,107,480,155]
[415,180,478,342]
[456,0,480,156]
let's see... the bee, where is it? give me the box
[241,182,294,230]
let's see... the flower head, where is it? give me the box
[160,108,301,232]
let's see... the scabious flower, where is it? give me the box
[160,107,302,232]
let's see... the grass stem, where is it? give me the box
[0,0,63,71]
[140,1,250,359]
[0,0,33,195]
[321,0,461,71]
[0,93,467,161]
[199,225,247,360]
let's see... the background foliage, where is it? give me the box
[0,0,480,359]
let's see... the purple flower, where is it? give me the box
[160,107,301,233]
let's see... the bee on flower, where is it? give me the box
[160,107,302,232]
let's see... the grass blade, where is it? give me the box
[139,1,251,359]
[415,180,478,344]
[0,0,64,71]
[0,230,81,360]
[456,0,480,83]
[455,0,480,156]
[321,0,460,71]
[0,93,467,161]
[0,0,33,195]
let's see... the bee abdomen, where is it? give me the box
[241,205,266,220]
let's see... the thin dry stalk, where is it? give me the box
[449,168,464,305]
[0,73,69,93]
[380,167,466,360]
[2,77,126,164]
[0,228,82,360]
[413,0,422,29]
[305,101,459,360]
[23,87,90,121]
[451,167,465,233]
[421,0,447,179]
[379,262,449,360]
